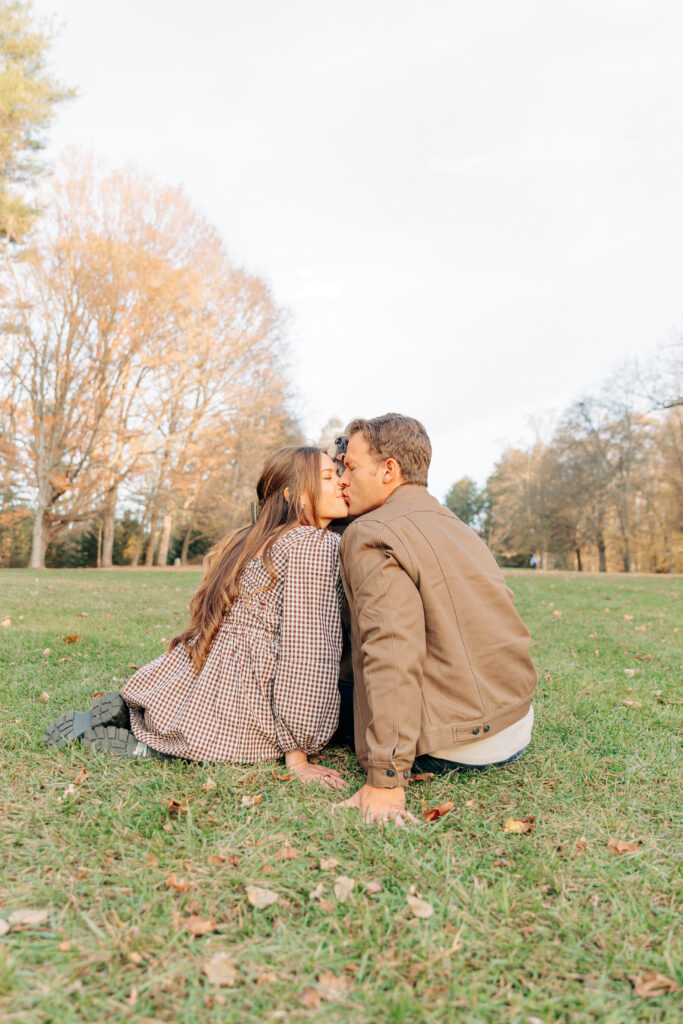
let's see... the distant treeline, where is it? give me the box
[0,156,299,570]
[446,355,683,572]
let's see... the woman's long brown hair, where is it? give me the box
[170,446,324,672]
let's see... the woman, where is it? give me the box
[46,446,349,788]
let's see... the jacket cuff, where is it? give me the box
[366,764,412,788]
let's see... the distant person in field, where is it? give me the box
[335,414,537,825]
[46,447,349,789]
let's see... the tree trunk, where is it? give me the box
[29,507,47,568]
[96,520,103,568]
[597,533,607,572]
[144,518,159,567]
[156,507,174,566]
[101,484,118,567]
[180,512,195,565]
[576,547,582,572]
[130,523,145,567]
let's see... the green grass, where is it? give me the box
[0,568,681,1023]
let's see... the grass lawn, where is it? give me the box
[0,568,681,1023]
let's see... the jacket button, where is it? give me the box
[472,728,480,735]
[404,770,410,779]
[386,769,395,777]
[483,725,490,733]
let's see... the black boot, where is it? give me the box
[80,725,163,758]
[45,692,130,747]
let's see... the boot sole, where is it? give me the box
[81,725,148,758]
[91,692,129,730]
[45,709,93,747]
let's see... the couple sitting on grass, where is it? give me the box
[48,414,537,826]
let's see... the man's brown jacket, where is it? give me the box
[338,484,537,788]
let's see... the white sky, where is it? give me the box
[31,0,683,499]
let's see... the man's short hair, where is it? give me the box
[345,413,431,486]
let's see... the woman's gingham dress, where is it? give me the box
[121,527,342,762]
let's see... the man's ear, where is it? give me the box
[284,486,291,503]
[383,458,402,483]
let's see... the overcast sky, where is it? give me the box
[31,0,683,499]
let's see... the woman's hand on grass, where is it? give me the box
[285,750,347,789]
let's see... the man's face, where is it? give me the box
[339,433,388,516]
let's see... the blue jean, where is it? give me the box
[412,746,528,774]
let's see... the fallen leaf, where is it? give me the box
[257,971,277,985]
[623,668,638,677]
[203,952,238,987]
[628,971,678,998]
[184,915,216,936]
[124,985,138,1007]
[464,799,476,807]
[165,798,188,816]
[364,880,383,895]
[42,648,51,657]
[165,874,192,892]
[423,800,455,822]
[623,614,634,621]
[318,899,335,913]
[162,821,173,832]
[410,772,435,782]
[575,836,588,854]
[208,854,241,867]
[622,700,642,708]
[299,988,322,1009]
[246,886,279,909]
[635,625,647,632]
[503,815,535,835]
[276,841,298,860]
[39,692,50,703]
[63,634,80,644]
[317,970,355,999]
[544,672,553,679]
[58,940,71,951]
[72,768,87,785]
[241,793,263,807]
[1,617,11,627]
[0,919,9,936]
[202,779,217,791]
[309,882,325,900]
[145,852,160,867]
[320,857,341,871]
[333,876,355,903]
[406,895,433,919]
[606,837,640,854]
[8,908,50,928]
[271,769,291,781]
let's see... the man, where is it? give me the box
[336,413,537,825]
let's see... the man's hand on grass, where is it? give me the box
[285,750,347,789]
[336,783,420,826]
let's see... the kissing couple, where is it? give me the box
[47,414,537,826]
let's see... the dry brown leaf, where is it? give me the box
[0,919,9,936]
[1,617,11,627]
[299,987,322,1009]
[317,970,355,999]
[165,874,192,892]
[551,609,562,617]
[124,985,138,1007]
[333,876,355,903]
[464,799,476,807]
[320,857,341,871]
[423,800,455,822]
[42,648,51,657]
[410,772,435,782]
[184,915,216,937]
[318,899,335,913]
[203,952,238,987]
[145,852,160,867]
[165,798,188,817]
[72,768,87,785]
[364,880,383,895]
[8,908,50,928]
[162,821,173,832]
[606,837,640,854]
[275,841,298,861]
[63,634,80,644]
[39,692,50,703]
[406,895,433,919]
[246,886,279,909]
[58,940,71,951]
[575,836,588,854]
[623,668,638,677]
[271,768,291,781]
[257,971,277,985]
[241,793,263,807]
[202,779,217,791]
[503,815,535,835]
[622,699,642,708]
[628,971,678,998]
[208,854,240,867]
[309,882,325,901]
